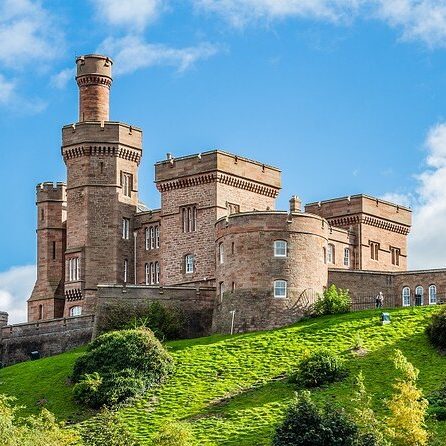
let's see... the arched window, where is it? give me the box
[402,287,410,307]
[155,262,160,284]
[185,254,195,274]
[343,248,350,267]
[429,285,437,305]
[415,286,424,306]
[219,242,224,264]
[145,263,150,285]
[327,244,335,264]
[69,306,82,317]
[274,240,287,257]
[274,280,287,298]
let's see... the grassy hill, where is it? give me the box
[1,307,446,445]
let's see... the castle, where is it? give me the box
[22,54,446,337]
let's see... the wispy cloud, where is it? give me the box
[0,265,36,325]
[0,75,16,104]
[0,0,63,69]
[99,35,220,75]
[93,0,165,32]
[51,68,75,90]
[195,0,446,49]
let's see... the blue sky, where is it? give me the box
[3,0,446,322]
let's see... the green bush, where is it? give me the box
[273,391,361,446]
[289,350,348,388]
[0,394,78,445]
[152,422,195,446]
[313,285,351,316]
[79,408,140,445]
[72,329,174,408]
[96,301,186,341]
[426,307,446,349]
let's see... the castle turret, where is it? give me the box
[0,312,8,328]
[28,182,67,321]
[61,54,142,316]
[76,54,113,122]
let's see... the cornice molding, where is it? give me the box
[76,75,112,89]
[156,172,280,198]
[62,145,142,165]
[327,215,410,235]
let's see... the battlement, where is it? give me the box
[155,150,282,194]
[36,182,67,202]
[305,194,412,230]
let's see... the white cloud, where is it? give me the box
[381,192,414,209]
[93,0,165,31]
[0,0,63,69]
[0,265,36,325]
[51,68,75,90]
[194,0,446,48]
[383,122,446,269]
[98,35,220,75]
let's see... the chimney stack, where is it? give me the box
[76,54,113,122]
[289,196,302,213]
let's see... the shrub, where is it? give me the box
[313,285,351,316]
[152,422,195,446]
[72,329,174,408]
[273,391,360,446]
[289,350,348,388]
[96,301,186,341]
[79,408,140,446]
[426,307,446,349]
[0,394,79,446]
[428,380,446,420]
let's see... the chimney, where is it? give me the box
[76,54,113,122]
[289,196,302,213]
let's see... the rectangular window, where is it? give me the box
[219,282,224,302]
[181,205,197,233]
[370,241,379,261]
[122,218,130,240]
[274,280,287,298]
[68,258,80,282]
[343,248,350,267]
[390,247,401,266]
[155,262,160,284]
[124,259,128,283]
[52,241,56,260]
[185,255,195,274]
[155,226,160,248]
[121,172,133,197]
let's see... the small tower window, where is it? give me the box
[121,172,133,197]
[38,304,43,320]
[124,259,129,283]
[155,262,160,284]
[122,218,130,240]
[274,240,287,257]
[343,248,350,267]
[327,244,335,264]
[182,205,197,233]
[274,280,288,298]
[390,246,401,266]
[219,243,224,264]
[69,306,82,317]
[370,241,379,261]
[185,254,195,274]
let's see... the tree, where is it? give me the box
[0,394,78,446]
[385,350,429,446]
[313,285,351,316]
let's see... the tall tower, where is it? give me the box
[61,54,143,316]
[28,182,67,321]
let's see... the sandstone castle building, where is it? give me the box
[23,54,446,336]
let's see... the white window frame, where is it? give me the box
[327,244,335,264]
[415,286,424,306]
[429,285,437,305]
[69,306,82,317]
[122,172,132,197]
[155,226,160,248]
[343,248,350,267]
[185,254,194,274]
[219,281,224,302]
[274,240,287,258]
[68,258,80,282]
[219,243,224,264]
[150,227,155,249]
[145,228,150,250]
[150,262,155,285]
[155,262,160,284]
[402,287,410,307]
[145,263,150,285]
[274,280,287,298]
[124,259,129,283]
[122,218,130,240]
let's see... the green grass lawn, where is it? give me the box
[1,307,446,445]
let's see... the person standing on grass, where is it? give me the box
[376,291,384,308]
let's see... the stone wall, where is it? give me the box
[0,315,94,367]
[95,284,216,338]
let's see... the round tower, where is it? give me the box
[76,54,113,122]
